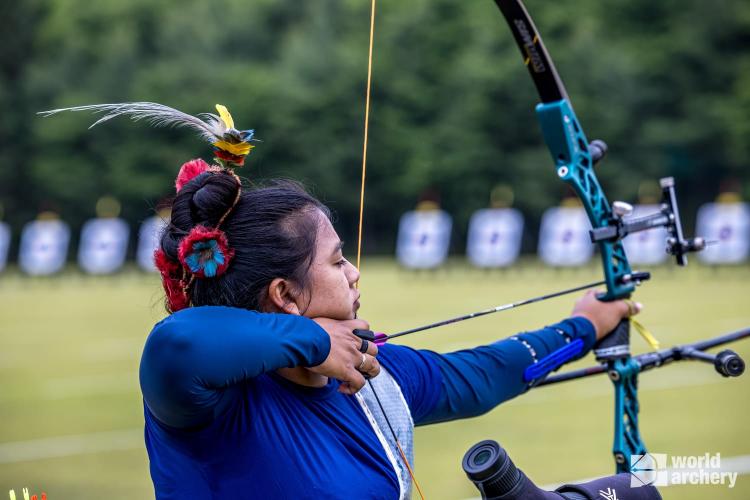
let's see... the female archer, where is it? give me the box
[41,102,639,499]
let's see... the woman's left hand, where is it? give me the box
[571,290,642,340]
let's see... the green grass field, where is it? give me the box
[1,260,748,499]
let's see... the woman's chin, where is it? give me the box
[304,310,356,321]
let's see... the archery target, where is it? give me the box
[137,215,169,272]
[0,222,10,273]
[696,202,750,264]
[19,219,71,275]
[538,207,594,266]
[78,218,130,274]
[466,208,524,268]
[396,210,452,269]
[622,204,669,265]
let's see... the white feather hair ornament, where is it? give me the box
[39,102,256,168]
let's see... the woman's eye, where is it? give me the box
[336,258,347,267]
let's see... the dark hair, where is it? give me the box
[159,170,331,312]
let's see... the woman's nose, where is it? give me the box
[347,262,360,285]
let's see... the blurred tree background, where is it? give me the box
[1,0,749,255]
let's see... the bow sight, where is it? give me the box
[589,175,707,266]
[563,138,706,267]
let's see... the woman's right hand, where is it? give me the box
[310,318,380,394]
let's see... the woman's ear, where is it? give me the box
[267,278,301,315]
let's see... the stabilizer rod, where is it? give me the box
[537,327,750,387]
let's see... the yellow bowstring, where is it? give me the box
[356,0,376,279]
[355,1,426,498]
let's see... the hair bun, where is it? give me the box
[186,170,241,227]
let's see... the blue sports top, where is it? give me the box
[139,306,595,499]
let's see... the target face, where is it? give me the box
[78,218,130,274]
[696,202,750,264]
[466,208,524,268]
[538,207,593,267]
[19,219,71,275]
[397,210,452,269]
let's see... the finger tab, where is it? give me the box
[353,329,375,341]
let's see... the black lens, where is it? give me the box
[474,449,492,466]
[463,440,522,499]
[463,441,504,481]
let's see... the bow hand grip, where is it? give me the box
[593,319,630,361]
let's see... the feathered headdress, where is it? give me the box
[38,102,256,168]
[39,101,254,312]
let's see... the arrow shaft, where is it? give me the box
[381,279,606,342]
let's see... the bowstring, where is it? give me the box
[356,1,426,498]
[368,379,427,500]
[356,0,376,277]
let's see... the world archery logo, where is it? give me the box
[630,453,668,487]
[631,452,739,488]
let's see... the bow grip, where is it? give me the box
[593,319,630,361]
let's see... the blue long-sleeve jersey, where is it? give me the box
[139,306,595,499]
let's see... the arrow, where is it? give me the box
[355,272,649,345]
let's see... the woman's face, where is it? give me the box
[297,210,360,320]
